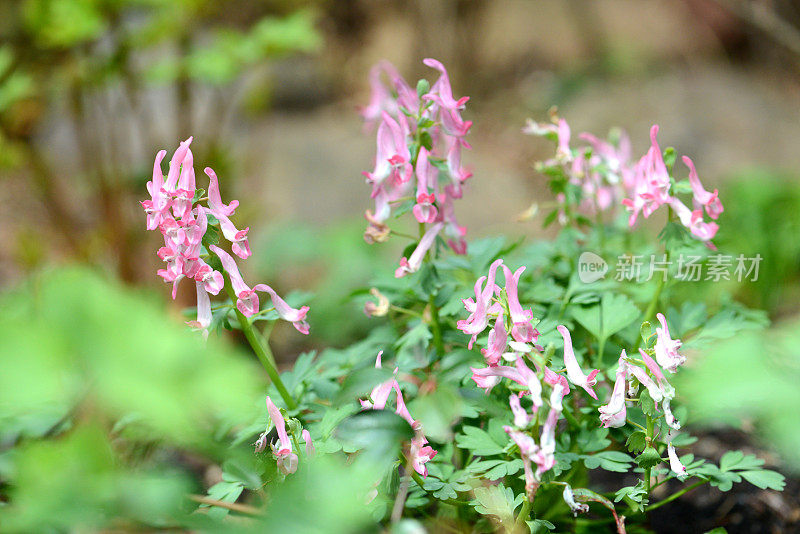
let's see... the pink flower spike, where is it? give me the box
[654,313,685,373]
[395,223,443,278]
[210,245,259,317]
[302,429,315,458]
[502,265,536,343]
[253,284,310,335]
[266,396,298,475]
[481,312,508,366]
[682,156,723,219]
[557,326,599,399]
[205,167,239,218]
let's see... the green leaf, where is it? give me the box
[334,411,414,464]
[407,387,462,442]
[639,389,657,417]
[614,480,649,512]
[626,431,647,453]
[739,470,786,491]
[582,451,634,472]
[455,426,507,456]
[472,484,522,532]
[527,519,556,533]
[571,293,640,343]
[635,447,662,470]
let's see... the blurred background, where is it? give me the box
[2,0,800,354]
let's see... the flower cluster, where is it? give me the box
[142,138,310,336]
[622,126,722,246]
[524,117,633,220]
[460,261,606,497]
[255,396,314,475]
[597,312,688,478]
[525,119,723,246]
[360,351,437,477]
[360,59,473,273]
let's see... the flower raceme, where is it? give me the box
[255,396,314,476]
[360,352,437,477]
[142,138,310,337]
[360,58,472,272]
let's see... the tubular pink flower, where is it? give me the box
[669,197,719,244]
[359,61,402,127]
[210,245,259,317]
[509,394,532,428]
[682,156,723,219]
[515,357,543,409]
[143,150,171,230]
[557,325,599,399]
[393,382,416,428]
[266,396,298,475]
[186,281,212,339]
[193,259,224,295]
[410,434,437,477]
[436,185,468,255]
[412,148,439,224]
[172,147,196,219]
[457,259,503,347]
[163,137,193,193]
[599,352,628,428]
[445,143,472,193]
[502,265,537,343]
[395,223,443,278]
[204,167,239,218]
[366,111,412,192]
[638,349,666,384]
[667,442,688,480]
[216,213,251,259]
[654,313,685,373]
[302,429,315,458]
[627,364,663,402]
[361,352,396,410]
[481,312,508,366]
[253,284,310,335]
[556,119,571,160]
[470,364,525,394]
[183,206,207,259]
[542,365,571,396]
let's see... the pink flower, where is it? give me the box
[361,351,396,410]
[186,281,212,339]
[669,196,719,244]
[555,119,571,161]
[412,148,439,224]
[481,312,508,366]
[457,259,503,348]
[599,352,628,428]
[204,167,239,219]
[302,429,315,458]
[162,137,193,194]
[502,265,537,343]
[253,284,310,335]
[436,185,468,255]
[395,223,443,278]
[515,356,543,409]
[171,147,196,219]
[667,442,687,480]
[422,58,472,139]
[509,394,532,428]
[557,325,599,399]
[142,150,171,230]
[216,213,251,259]
[409,434,437,477]
[365,111,412,192]
[542,365,571,396]
[654,313,685,373]
[626,364,663,402]
[470,364,525,394]
[562,485,589,516]
[193,259,224,295]
[266,396,298,475]
[683,156,723,219]
[359,61,402,127]
[210,245,259,317]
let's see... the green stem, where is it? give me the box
[223,274,296,410]
[646,480,706,512]
[644,413,655,494]
[513,499,533,533]
[428,293,445,357]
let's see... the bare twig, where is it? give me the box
[189,494,262,516]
